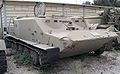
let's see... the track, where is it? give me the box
[5,35,60,69]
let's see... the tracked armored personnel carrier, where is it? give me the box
[97,8,120,49]
[5,2,118,68]
[70,7,120,49]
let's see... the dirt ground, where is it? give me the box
[4,49,120,74]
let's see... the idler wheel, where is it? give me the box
[17,45,23,54]
[38,52,48,68]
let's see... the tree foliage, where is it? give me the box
[94,0,120,7]
[83,1,91,5]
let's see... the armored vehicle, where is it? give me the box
[5,2,118,68]
[97,8,120,48]
[70,7,120,49]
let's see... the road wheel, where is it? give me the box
[30,50,39,66]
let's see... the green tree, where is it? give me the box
[83,1,91,5]
[94,0,120,7]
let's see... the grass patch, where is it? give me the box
[13,52,32,66]
[73,59,81,74]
